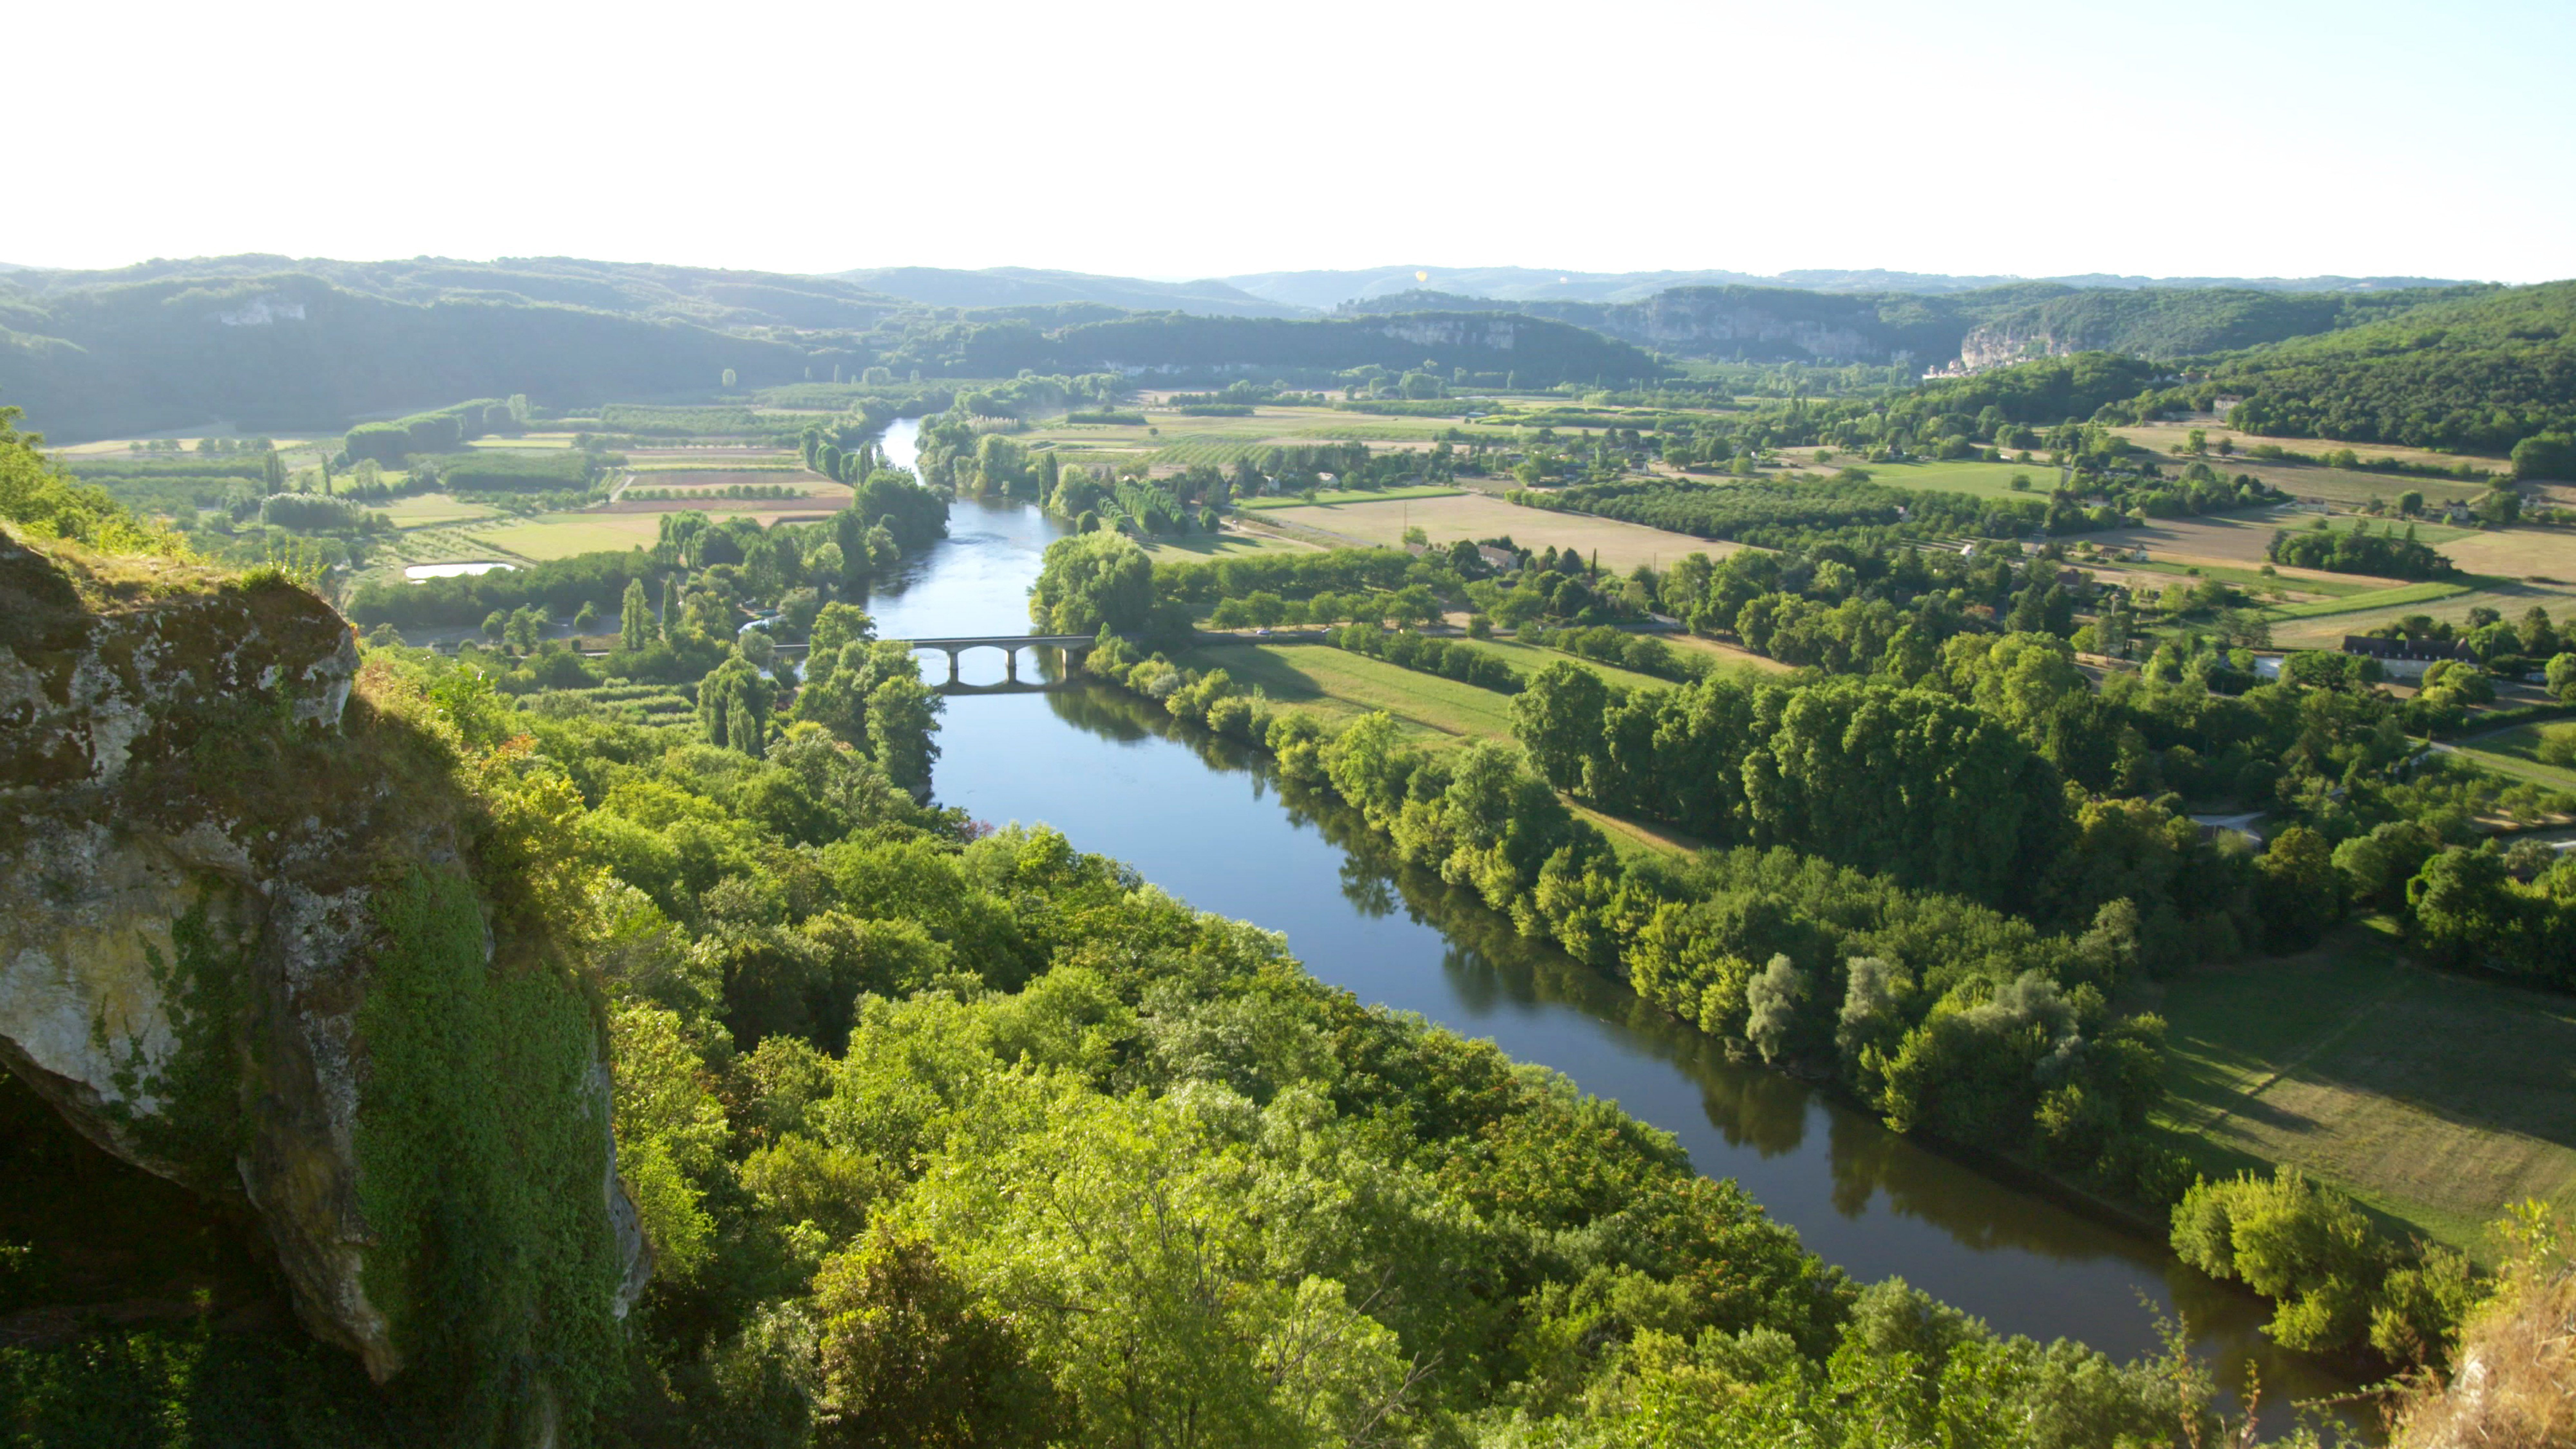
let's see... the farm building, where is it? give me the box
[2341,634,2475,680]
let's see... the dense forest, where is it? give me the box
[1340,283,2470,368]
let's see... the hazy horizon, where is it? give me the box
[17,0,2571,286]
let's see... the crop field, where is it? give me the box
[2114,422,2513,504]
[2149,925,2576,1253]
[376,492,500,526]
[474,514,662,559]
[2261,579,2477,621]
[1136,531,1317,559]
[1176,636,1671,747]
[1258,492,1739,573]
[1855,459,2066,500]
[2433,527,2576,580]
[466,434,576,449]
[622,469,838,491]
[2079,507,2336,569]
[1238,486,1463,510]
[2271,577,2576,646]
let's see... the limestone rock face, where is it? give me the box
[0,534,648,1383]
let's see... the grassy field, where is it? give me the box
[377,492,500,526]
[2148,923,2576,1254]
[2271,577,2576,647]
[2435,528,2576,581]
[2263,579,2477,621]
[1137,531,1316,559]
[1855,459,2064,500]
[1238,486,1463,510]
[467,434,576,450]
[2113,423,2512,507]
[2441,730,2576,793]
[2080,508,2320,569]
[475,514,660,559]
[1259,492,1738,573]
[1177,637,1674,745]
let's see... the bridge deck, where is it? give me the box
[897,635,1098,650]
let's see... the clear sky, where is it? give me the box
[16,0,2570,284]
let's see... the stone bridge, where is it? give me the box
[896,634,1097,684]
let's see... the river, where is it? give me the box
[857,420,2357,1424]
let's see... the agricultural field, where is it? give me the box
[2147,924,2576,1254]
[2270,577,2576,647]
[2079,507,2336,570]
[466,433,577,449]
[375,492,500,526]
[1176,636,1670,747]
[1237,485,1463,510]
[1014,404,1514,476]
[2440,728,2576,793]
[1136,531,1316,559]
[2261,579,2475,622]
[1845,459,2067,500]
[2434,527,2576,580]
[473,513,664,559]
[1257,491,1738,573]
[2114,422,2513,507]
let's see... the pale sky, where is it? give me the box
[14,0,2571,284]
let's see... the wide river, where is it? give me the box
[856,421,2356,1424]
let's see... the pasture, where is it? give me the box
[466,433,577,450]
[2434,527,2576,580]
[1853,459,2065,500]
[1136,531,1316,559]
[376,492,499,526]
[476,514,661,560]
[1257,492,1739,573]
[1237,486,1463,510]
[2270,577,2576,647]
[2080,508,2332,569]
[2148,924,2576,1254]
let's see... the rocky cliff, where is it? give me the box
[0,530,647,1419]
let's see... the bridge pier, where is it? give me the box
[1004,648,1019,683]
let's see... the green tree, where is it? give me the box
[2253,825,2342,952]
[865,674,943,796]
[1029,531,1154,636]
[619,577,652,653]
[1510,661,1612,792]
[2509,432,2574,482]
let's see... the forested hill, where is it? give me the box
[0,258,887,439]
[2209,280,2576,451]
[1226,264,2466,310]
[1339,282,2479,367]
[829,264,1305,317]
[916,308,1656,384]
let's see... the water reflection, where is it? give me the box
[980,682,2369,1433]
[850,485,2371,1435]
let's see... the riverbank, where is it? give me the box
[855,492,2369,1426]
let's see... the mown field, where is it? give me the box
[1258,492,1738,573]
[465,433,577,450]
[1845,459,2066,500]
[2271,576,2576,647]
[2113,422,2514,507]
[1172,638,1702,860]
[2147,923,2576,1255]
[1237,485,1463,510]
[375,492,500,526]
[1135,531,1316,559]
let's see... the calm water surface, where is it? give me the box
[857,429,2361,1425]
